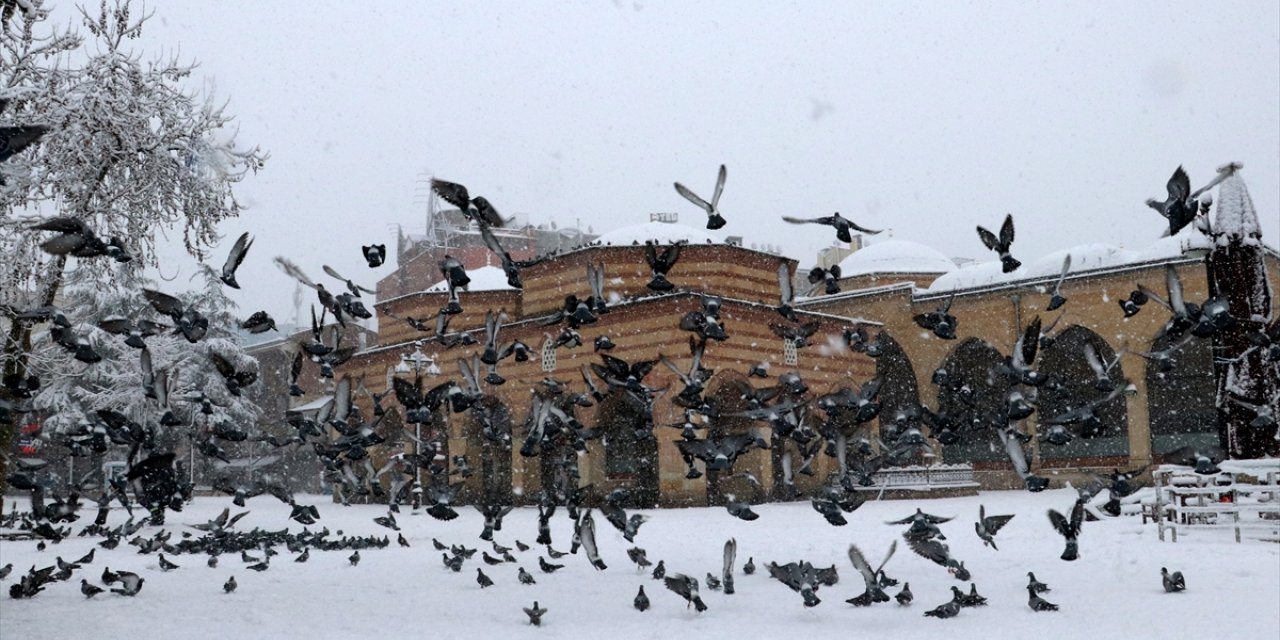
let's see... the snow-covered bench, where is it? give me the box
[1154,460,1280,543]
[853,463,979,497]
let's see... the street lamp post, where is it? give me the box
[396,347,440,512]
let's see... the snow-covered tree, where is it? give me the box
[1207,170,1278,458]
[0,0,266,500]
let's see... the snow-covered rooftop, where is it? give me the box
[1214,172,1262,246]
[836,240,957,277]
[425,265,516,293]
[594,221,725,246]
[927,226,1218,294]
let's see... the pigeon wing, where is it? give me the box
[674,182,712,213]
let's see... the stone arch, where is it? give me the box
[1145,332,1217,456]
[1036,325,1129,463]
[937,338,1010,464]
[875,332,921,425]
[874,332,924,465]
[700,371,768,505]
[594,391,659,507]
[464,395,513,504]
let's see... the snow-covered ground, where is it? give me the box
[1,489,1277,640]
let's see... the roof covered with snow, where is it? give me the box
[836,240,957,277]
[927,227,1216,294]
[594,221,725,246]
[425,265,516,293]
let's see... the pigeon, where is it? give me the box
[1047,254,1072,310]
[348,551,360,567]
[955,583,987,607]
[0,564,13,580]
[523,601,547,626]
[362,244,386,268]
[775,261,798,322]
[674,164,729,230]
[1027,572,1050,593]
[644,242,683,291]
[1162,567,1186,593]
[976,213,1021,273]
[782,212,881,244]
[75,549,95,565]
[109,571,144,597]
[240,310,277,334]
[246,560,269,573]
[628,547,652,570]
[725,496,759,521]
[539,556,564,574]
[518,567,536,585]
[0,97,49,172]
[722,538,737,595]
[896,582,913,606]
[208,556,218,568]
[651,559,665,580]
[80,579,104,598]
[322,265,376,298]
[219,232,253,289]
[1118,289,1149,318]
[577,511,608,571]
[430,178,507,227]
[923,597,961,618]
[634,585,650,611]
[477,567,494,588]
[913,294,958,340]
[974,504,1015,550]
[158,554,180,571]
[442,554,464,573]
[1047,497,1085,561]
[1146,166,1199,237]
[705,573,721,590]
[1028,586,1059,611]
[768,561,825,607]
[743,557,756,575]
[295,548,310,563]
[223,575,237,594]
[663,573,707,612]
[845,543,895,606]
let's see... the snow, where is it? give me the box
[927,260,1022,292]
[1024,244,1138,278]
[594,221,725,246]
[2,490,1277,640]
[425,265,516,293]
[1132,227,1213,262]
[1214,173,1263,246]
[836,240,957,277]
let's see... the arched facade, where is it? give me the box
[1035,326,1129,463]
[1145,333,1217,456]
[594,391,659,507]
[937,338,1010,464]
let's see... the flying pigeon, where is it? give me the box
[1047,497,1085,561]
[523,601,547,626]
[219,232,253,289]
[362,244,386,268]
[1145,166,1199,237]
[674,164,729,230]
[782,212,881,244]
[976,213,1021,273]
[974,504,1015,550]
[664,573,707,611]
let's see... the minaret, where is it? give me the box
[1207,168,1278,458]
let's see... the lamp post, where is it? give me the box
[397,347,440,511]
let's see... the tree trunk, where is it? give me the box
[1208,243,1278,458]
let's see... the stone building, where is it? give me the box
[339,185,1277,506]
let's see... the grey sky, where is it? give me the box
[58,0,1278,324]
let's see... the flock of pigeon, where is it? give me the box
[0,119,1273,628]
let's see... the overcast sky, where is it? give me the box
[47,0,1279,325]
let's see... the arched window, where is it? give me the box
[875,332,920,426]
[1146,333,1216,456]
[594,392,659,506]
[1036,326,1129,462]
[937,338,1010,464]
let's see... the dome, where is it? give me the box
[594,221,725,246]
[425,265,515,293]
[837,240,957,278]
[1026,244,1139,278]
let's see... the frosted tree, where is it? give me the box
[0,0,266,500]
[1206,169,1278,458]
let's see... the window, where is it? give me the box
[783,339,798,366]
[541,340,557,372]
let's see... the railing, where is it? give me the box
[853,463,978,492]
[1153,461,1280,543]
